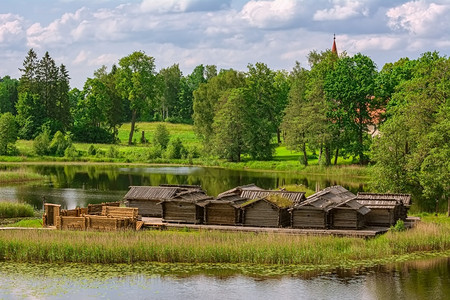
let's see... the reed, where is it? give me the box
[0,217,448,265]
[0,202,35,218]
[0,169,45,183]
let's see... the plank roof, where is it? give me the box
[217,184,263,198]
[124,186,180,200]
[240,190,306,204]
[297,185,356,211]
[356,192,411,206]
[333,198,371,215]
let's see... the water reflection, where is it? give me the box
[0,164,367,210]
[0,257,448,300]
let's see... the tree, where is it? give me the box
[324,53,377,164]
[157,64,182,120]
[116,51,157,145]
[0,76,19,115]
[0,113,18,155]
[244,63,278,160]
[193,69,245,152]
[212,89,249,162]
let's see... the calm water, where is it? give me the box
[0,256,448,299]
[0,164,366,210]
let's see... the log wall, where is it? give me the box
[127,200,162,217]
[204,203,238,225]
[291,209,327,229]
[163,202,202,224]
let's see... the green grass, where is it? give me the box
[5,219,42,228]
[0,202,35,218]
[0,216,448,266]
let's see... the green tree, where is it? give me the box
[0,113,18,155]
[0,76,19,115]
[193,69,245,152]
[212,89,249,162]
[116,51,157,145]
[33,126,51,156]
[157,64,182,120]
[324,53,377,164]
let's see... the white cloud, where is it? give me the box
[241,0,297,28]
[0,14,25,44]
[387,1,450,36]
[140,0,231,13]
[313,0,369,21]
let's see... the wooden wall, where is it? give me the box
[365,209,395,226]
[204,203,239,225]
[242,201,289,227]
[127,200,162,217]
[291,209,327,229]
[162,202,203,224]
[331,209,365,229]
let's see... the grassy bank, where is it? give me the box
[0,216,448,266]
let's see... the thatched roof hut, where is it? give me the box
[356,192,411,225]
[124,185,202,217]
[329,198,370,229]
[240,194,292,227]
[159,189,213,224]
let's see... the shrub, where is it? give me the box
[153,124,170,149]
[64,144,79,158]
[107,146,120,158]
[33,127,51,155]
[165,137,187,159]
[87,144,97,156]
[390,219,406,232]
[50,131,72,156]
[147,145,163,160]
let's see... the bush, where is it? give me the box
[87,144,97,156]
[165,137,187,159]
[390,219,406,232]
[33,127,51,155]
[153,124,170,149]
[147,145,163,160]
[0,202,34,218]
[107,146,120,158]
[50,131,72,156]
[64,144,79,158]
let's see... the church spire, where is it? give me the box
[332,34,338,55]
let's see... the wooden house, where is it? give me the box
[239,195,292,227]
[124,185,202,217]
[202,199,246,225]
[290,185,356,229]
[329,199,370,229]
[216,184,263,198]
[160,189,212,224]
[356,192,411,226]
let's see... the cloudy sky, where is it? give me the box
[1,0,450,88]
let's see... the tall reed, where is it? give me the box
[0,217,448,265]
[0,202,35,218]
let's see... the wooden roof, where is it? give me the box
[124,185,202,201]
[299,185,356,210]
[239,196,292,210]
[240,190,306,204]
[332,198,371,215]
[163,190,213,203]
[356,192,411,206]
[217,184,263,198]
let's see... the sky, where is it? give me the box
[1,0,450,88]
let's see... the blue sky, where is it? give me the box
[1,0,450,88]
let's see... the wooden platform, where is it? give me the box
[141,217,392,238]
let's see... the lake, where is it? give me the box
[0,164,367,209]
[0,256,448,299]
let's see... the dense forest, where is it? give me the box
[0,48,448,211]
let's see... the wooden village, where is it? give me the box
[43,184,415,238]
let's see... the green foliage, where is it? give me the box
[64,144,79,158]
[33,127,51,155]
[390,220,406,232]
[87,144,97,156]
[0,76,19,114]
[153,124,170,149]
[0,112,18,155]
[0,202,34,218]
[106,146,120,158]
[165,137,187,159]
[50,131,72,156]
